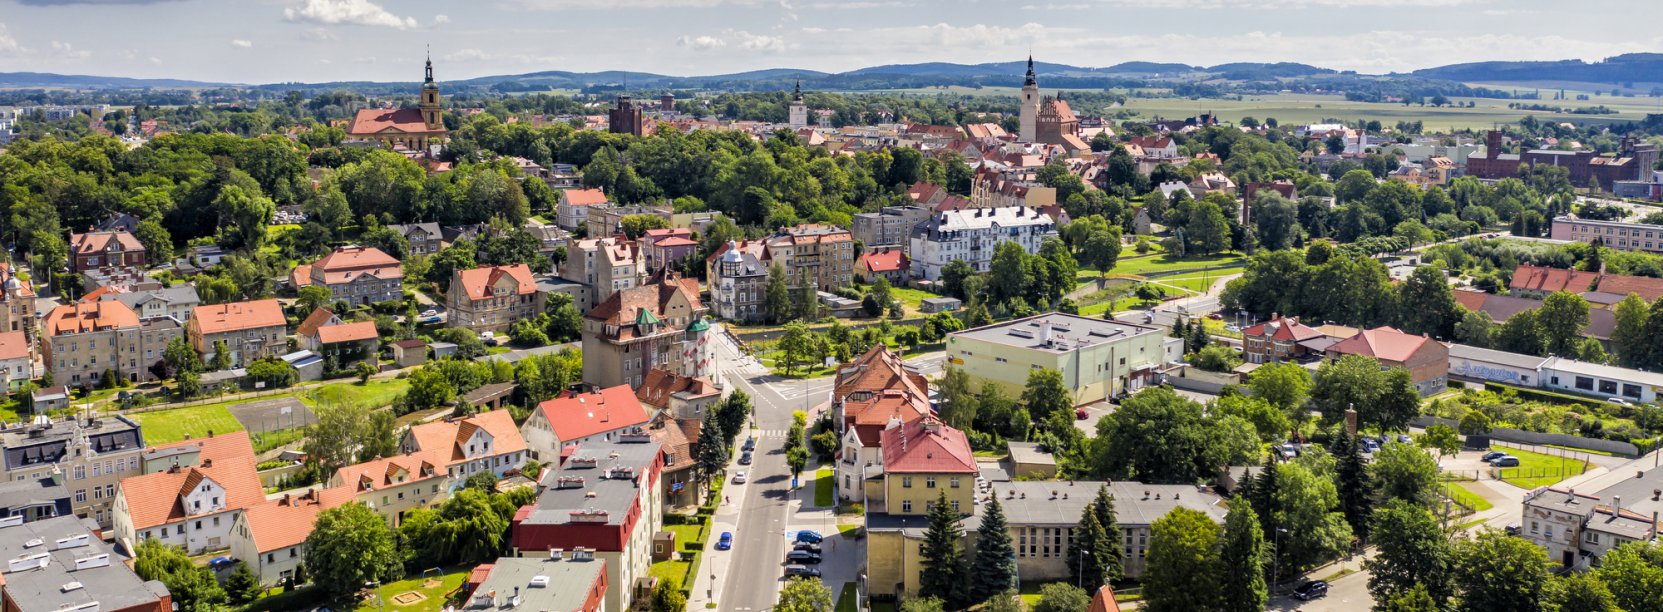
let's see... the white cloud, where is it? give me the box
[676,30,786,53]
[231,39,253,48]
[432,14,450,24]
[0,23,21,54]
[1087,0,1480,6]
[440,48,560,66]
[300,28,339,41]
[284,0,418,29]
[148,56,162,65]
[50,40,91,59]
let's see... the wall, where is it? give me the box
[1409,416,1639,456]
[1166,365,1238,394]
[882,473,974,517]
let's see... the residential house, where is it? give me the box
[836,388,931,503]
[706,240,768,323]
[560,237,644,311]
[556,188,611,230]
[294,308,379,367]
[909,207,1056,281]
[0,515,174,612]
[580,270,705,389]
[326,410,528,527]
[0,475,72,524]
[29,386,69,413]
[765,224,855,292]
[69,231,145,273]
[44,300,180,387]
[947,313,1178,405]
[462,556,608,612]
[1240,315,1325,363]
[857,247,910,285]
[521,385,652,462]
[229,487,355,588]
[388,222,444,255]
[851,206,934,253]
[1454,290,1616,348]
[1510,264,1602,298]
[391,339,428,368]
[0,331,31,389]
[1596,274,1663,303]
[1127,136,1179,159]
[303,246,403,306]
[586,206,663,240]
[0,415,147,527]
[511,438,665,612]
[639,228,698,273]
[864,418,977,598]
[448,265,542,334]
[112,431,264,554]
[646,412,703,509]
[187,299,286,367]
[1325,326,1450,396]
[1522,480,1662,569]
[634,369,720,420]
[100,285,199,323]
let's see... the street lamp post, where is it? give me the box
[1272,527,1288,595]
[1077,549,1095,589]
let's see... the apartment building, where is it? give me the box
[0,415,146,527]
[521,384,652,461]
[947,313,1178,405]
[99,284,200,323]
[388,222,444,255]
[1551,216,1663,254]
[43,300,180,387]
[0,515,174,612]
[301,246,403,306]
[580,270,705,389]
[1325,326,1450,396]
[448,264,542,334]
[851,205,932,251]
[560,237,644,311]
[112,432,264,554]
[706,240,768,323]
[910,206,1057,281]
[186,299,287,367]
[765,224,855,292]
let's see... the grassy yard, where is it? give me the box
[836,583,859,612]
[1441,481,1495,512]
[299,377,411,409]
[889,287,941,310]
[130,403,245,445]
[815,467,834,507]
[358,565,470,611]
[1096,252,1245,278]
[1496,447,1590,489]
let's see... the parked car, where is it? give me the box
[739,451,753,466]
[1481,451,1508,462]
[784,564,821,578]
[742,437,756,452]
[793,542,822,554]
[1360,439,1380,453]
[716,532,733,551]
[1207,313,1223,320]
[1492,456,1521,468]
[1608,398,1634,407]
[1075,408,1088,420]
[1293,581,1329,601]
[1505,523,1521,536]
[1279,444,1299,460]
[419,309,438,319]
[786,550,822,564]
[1225,324,1241,332]
[733,471,748,484]
[794,530,823,544]
[1397,434,1413,444]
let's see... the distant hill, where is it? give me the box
[1412,53,1663,85]
[0,71,228,88]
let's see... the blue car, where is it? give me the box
[794,530,823,544]
[716,532,733,551]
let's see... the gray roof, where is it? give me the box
[103,285,200,313]
[1006,442,1055,467]
[0,515,170,612]
[463,556,605,611]
[951,312,1162,353]
[1,417,143,472]
[199,369,247,385]
[389,223,443,239]
[921,297,961,306]
[0,475,72,518]
[1447,343,1550,371]
[522,439,662,526]
[921,206,1054,233]
[971,481,1228,528]
[1541,356,1663,388]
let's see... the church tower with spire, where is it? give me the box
[788,79,809,130]
[1019,54,1040,142]
[419,50,443,132]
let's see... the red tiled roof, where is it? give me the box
[584,273,703,328]
[347,108,443,135]
[535,385,652,443]
[0,331,29,361]
[1510,264,1599,294]
[654,236,697,247]
[859,249,909,273]
[289,264,313,288]
[456,265,536,301]
[562,188,609,207]
[192,299,285,335]
[406,409,528,465]
[835,344,929,407]
[880,417,976,474]
[69,231,143,255]
[311,247,402,284]
[1596,274,1663,303]
[1454,289,1489,312]
[1327,326,1430,363]
[847,389,932,446]
[44,300,139,336]
[239,487,354,553]
[295,307,338,339]
[635,369,719,411]
[316,321,378,344]
[149,431,255,464]
[1241,316,1323,342]
[118,454,266,530]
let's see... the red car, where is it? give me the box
[1075,408,1089,420]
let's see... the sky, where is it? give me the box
[0,0,1659,84]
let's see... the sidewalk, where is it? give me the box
[789,463,864,608]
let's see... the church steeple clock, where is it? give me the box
[420,50,443,132]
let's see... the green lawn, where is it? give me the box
[889,287,941,309]
[1098,252,1245,278]
[1496,447,1590,489]
[1442,481,1495,512]
[836,583,859,612]
[814,467,834,507]
[299,378,411,409]
[130,403,245,445]
[357,566,469,611]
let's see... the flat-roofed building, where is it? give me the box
[0,515,173,612]
[947,313,1178,405]
[462,556,608,612]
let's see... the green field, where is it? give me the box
[836,583,859,612]
[299,378,411,409]
[1098,253,1245,278]
[1441,481,1495,513]
[815,467,834,507]
[357,565,469,611]
[1115,92,1662,133]
[1495,447,1590,489]
[130,403,245,445]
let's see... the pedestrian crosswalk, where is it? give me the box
[752,429,793,439]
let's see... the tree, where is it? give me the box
[936,366,977,430]
[696,406,728,487]
[1397,265,1462,338]
[1331,430,1374,544]
[399,489,509,566]
[1273,462,1353,575]
[1376,368,1423,434]
[303,402,375,479]
[899,598,945,612]
[1191,344,1242,372]
[1373,442,1440,507]
[650,578,688,612]
[785,420,808,479]
[1248,361,1312,415]
[918,491,967,608]
[777,321,814,375]
[1594,540,1663,612]
[1090,485,1124,583]
[1219,501,1268,612]
[1023,368,1073,425]
[133,539,228,612]
[764,264,791,323]
[1143,507,1222,612]
[989,241,1031,304]
[163,336,203,378]
[225,561,264,605]
[1611,293,1651,367]
[1418,424,1461,461]
[971,498,1017,602]
[1033,583,1091,612]
[1539,291,1591,358]
[1091,388,1230,483]
[1366,499,1454,607]
[1065,508,1113,592]
[354,360,377,383]
[306,502,403,596]
[716,390,752,448]
[135,218,174,263]
[1451,532,1551,612]
[1186,199,1231,255]
[1380,584,1441,612]
[775,577,834,612]
[1546,571,1618,612]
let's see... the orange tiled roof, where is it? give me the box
[316,321,378,344]
[880,417,976,474]
[347,108,443,135]
[239,487,355,553]
[456,265,536,301]
[535,385,652,443]
[69,231,143,255]
[311,247,402,284]
[148,431,255,464]
[192,299,285,335]
[294,308,338,339]
[1596,274,1663,303]
[118,454,266,530]
[405,409,528,465]
[562,188,608,207]
[859,249,908,273]
[1510,264,1599,294]
[44,300,139,336]
[635,369,719,410]
[1327,326,1431,363]
[0,331,29,361]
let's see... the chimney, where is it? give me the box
[1615,496,1622,514]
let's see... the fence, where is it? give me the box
[1410,415,1639,457]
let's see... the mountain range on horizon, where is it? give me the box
[3,54,1663,92]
